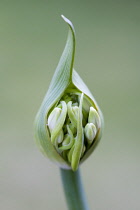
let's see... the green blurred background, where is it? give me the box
[1,0,140,209]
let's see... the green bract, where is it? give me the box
[34,15,104,171]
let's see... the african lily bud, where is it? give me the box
[56,130,64,143]
[88,107,101,129]
[48,107,61,132]
[34,15,104,171]
[67,102,79,128]
[84,123,97,144]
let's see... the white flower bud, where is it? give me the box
[72,106,79,118]
[84,123,97,143]
[48,107,61,132]
[57,129,64,144]
[88,107,101,129]
[67,102,79,128]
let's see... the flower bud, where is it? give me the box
[48,107,61,132]
[34,15,104,171]
[67,102,79,128]
[56,129,64,144]
[88,107,101,129]
[84,123,97,143]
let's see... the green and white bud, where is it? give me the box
[48,107,61,132]
[72,106,79,119]
[56,129,64,144]
[85,123,97,143]
[88,107,101,129]
[34,15,104,171]
[67,101,79,128]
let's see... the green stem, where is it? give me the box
[60,168,90,210]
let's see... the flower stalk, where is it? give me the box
[60,168,90,210]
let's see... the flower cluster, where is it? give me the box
[47,89,101,171]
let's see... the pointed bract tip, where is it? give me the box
[61,15,75,34]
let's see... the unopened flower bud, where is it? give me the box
[85,123,97,143]
[88,107,101,129]
[34,15,104,171]
[48,107,61,132]
[56,129,64,144]
[67,102,79,128]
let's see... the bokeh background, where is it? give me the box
[1,0,140,209]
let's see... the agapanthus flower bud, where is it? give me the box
[88,107,101,129]
[48,107,61,132]
[34,15,104,171]
[84,123,97,143]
